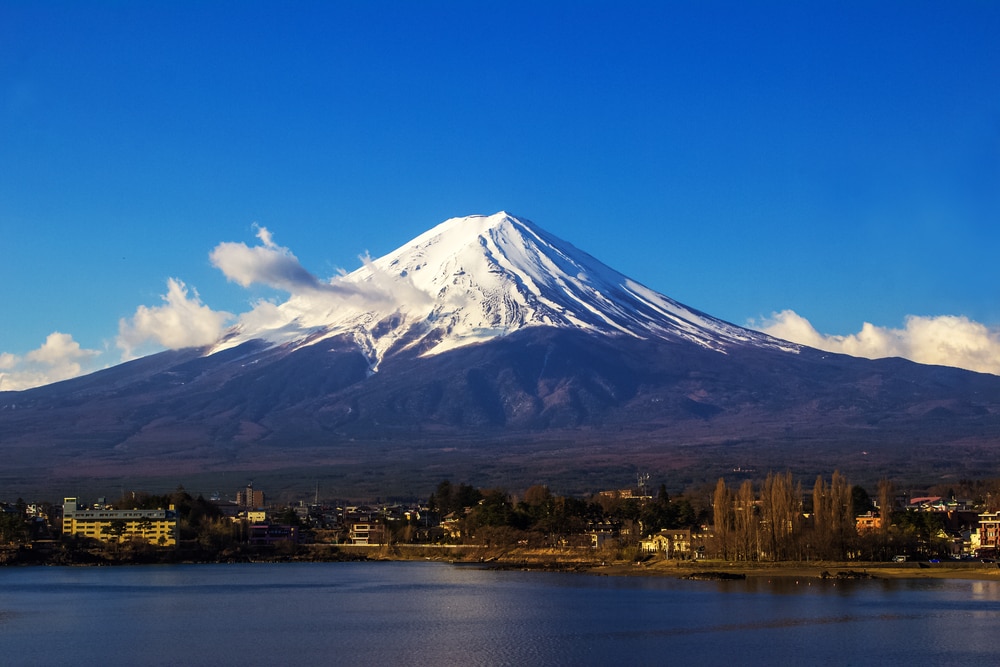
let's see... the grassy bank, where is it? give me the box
[8,540,1000,581]
[336,544,1000,581]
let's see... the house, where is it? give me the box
[589,522,616,549]
[641,529,692,558]
[348,521,388,545]
[439,512,464,540]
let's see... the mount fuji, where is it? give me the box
[211,212,795,366]
[2,212,999,496]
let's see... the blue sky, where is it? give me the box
[2,2,999,388]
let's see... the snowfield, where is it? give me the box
[212,212,798,369]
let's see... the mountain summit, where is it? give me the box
[216,212,793,370]
[3,212,999,494]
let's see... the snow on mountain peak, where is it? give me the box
[215,212,795,368]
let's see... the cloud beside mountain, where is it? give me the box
[209,225,327,294]
[116,278,234,361]
[754,310,1000,376]
[0,333,101,391]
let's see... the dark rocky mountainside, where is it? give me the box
[3,326,998,494]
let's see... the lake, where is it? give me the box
[2,562,1000,665]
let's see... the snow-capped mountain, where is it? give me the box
[3,211,1000,494]
[215,212,795,369]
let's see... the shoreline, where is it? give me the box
[341,545,1000,582]
[588,559,1000,581]
[7,542,1000,582]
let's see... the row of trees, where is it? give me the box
[424,479,706,547]
[424,472,967,562]
[710,472,961,562]
[712,472,857,561]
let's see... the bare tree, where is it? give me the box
[761,471,799,561]
[877,478,895,533]
[811,475,829,558]
[828,471,854,559]
[712,479,734,559]
[734,480,757,561]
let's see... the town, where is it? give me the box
[3,473,1000,567]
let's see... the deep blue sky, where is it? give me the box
[2,2,998,386]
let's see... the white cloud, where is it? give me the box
[208,226,421,307]
[211,228,433,341]
[754,310,1000,375]
[117,278,233,360]
[209,225,326,294]
[0,332,101,391]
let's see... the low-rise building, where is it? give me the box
[855,512,883,533]
[590,527,616,549]
[348,521,388,545]
[641,529,692,558]
[62,497,178,546]
[246,510,267,523]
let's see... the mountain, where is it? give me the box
[2,212,999,497]
[211,212,795,365]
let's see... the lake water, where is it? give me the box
[2,561,1000,666]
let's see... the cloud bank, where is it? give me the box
[754,310,1000,376]
[0,333,101,391]
[117,278,233,360]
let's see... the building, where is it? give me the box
[348,521,388,545]
[62,498,178,546]
[589,522,616,549]
[236,484,265,510]
[855,512,883,533]
[976,511,1000,556]
[246,510,267,523]
[641,529,692,558]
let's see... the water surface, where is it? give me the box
[2,562,999,665]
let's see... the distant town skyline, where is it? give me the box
[3,3,998,389]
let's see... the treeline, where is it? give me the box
[427,472,980,562]
[425,480,705,547]
[711,472,978,562]
[711,471,856,561]
[111,488,235,547]
[4,472,993,564]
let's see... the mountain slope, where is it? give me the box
[213,212,796,368]
[2,212,999,494]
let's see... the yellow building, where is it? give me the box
[62,498,179,547]
[855,512,883,533]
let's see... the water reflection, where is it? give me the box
[2,562,1000,666]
